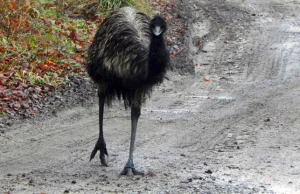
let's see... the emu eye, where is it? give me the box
[152,26,162,36]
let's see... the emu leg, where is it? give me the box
[90,93,108,166]
[121,106,144,175]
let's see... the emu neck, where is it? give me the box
[148,35,168,76]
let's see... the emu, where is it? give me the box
[86,7,169,175]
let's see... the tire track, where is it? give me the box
[1,1,300,193]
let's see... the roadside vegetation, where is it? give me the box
[0,0,156,119]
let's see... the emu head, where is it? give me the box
[150,14,167,37]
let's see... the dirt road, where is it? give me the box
[1,0,300,193]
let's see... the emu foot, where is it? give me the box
[121,166,144,176]
[90,139,108,167]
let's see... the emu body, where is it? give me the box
[86,7,169,175]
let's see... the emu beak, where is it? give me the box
[153,26,162,36]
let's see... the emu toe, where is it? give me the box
[90,140,108,167]
[121,167,144,176]
[120,162,144,175]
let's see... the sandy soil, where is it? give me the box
[1,0,300,193]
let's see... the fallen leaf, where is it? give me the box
[203,77,211,82]
[10,1,18,9]
[68,30,77,42]
[96,16,104,23]
[170,55,176,59]
[176,28,185,35]
[45,60,54,66]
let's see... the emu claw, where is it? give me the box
[90,141,108,167]
[121,167,144,176]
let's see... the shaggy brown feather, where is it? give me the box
[86,7,169,107]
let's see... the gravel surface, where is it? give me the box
[1,0,300,193]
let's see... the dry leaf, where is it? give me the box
[203,77,211,82]
[170,54,176,59]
